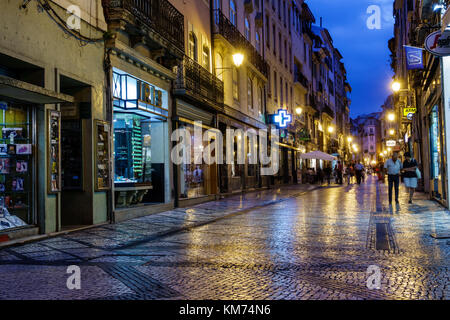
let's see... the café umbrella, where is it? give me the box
[299,151,337,161]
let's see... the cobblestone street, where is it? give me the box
[0,176,449,300]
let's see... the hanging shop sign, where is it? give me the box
[386,140,396,147]
[268,109,292,128]
[425,30,450,57]
[403,107,416,119]
[404,45,424,69]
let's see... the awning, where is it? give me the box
[300,151,337,161]
[0,75,74,104]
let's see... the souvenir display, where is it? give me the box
[0,104,32,231]
[94,120,111,190]
[47,110,61,193]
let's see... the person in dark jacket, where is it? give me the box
[402,152,419,204]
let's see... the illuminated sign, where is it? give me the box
[139,82,162,108]
[273,109,292,128]
[403,107,416,117]
[404,45,424,70]
[425,30,450,56]
[386,140,396,147]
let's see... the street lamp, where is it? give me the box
[391,81,401,92]
[295,107,302,115]
[232,53,244,67]
[328,126,334,133]
[347,137,353,143]
[387,113,395,122]
[383,150,388,155]
[389,129,395,136]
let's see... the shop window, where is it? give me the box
[179,124,210,199]
[0,104,33,231]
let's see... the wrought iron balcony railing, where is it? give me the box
[212,9,268,78]
[174,55,224,108]
[294,71,309,88]
[103,0,184,53]
[323,104,334,118]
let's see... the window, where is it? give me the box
[245,18,250,40]
[215,52,223,81]
[255,32,261,52]
[188,32,197,61]
[273,24,276,55]
[247,77,253,110]
[303,43,307,63]
[279,33,282,62]
[258,87,263,114]
[274,71,277,100]
[230,0,237,26]
[278,0,281,19]
[265,16,270,48]
[284,40,287,67]
[202,45,210,71]
[285,82,288,105]
[280,77,283,106]
[232,67,239,100]
[283,1,286,24]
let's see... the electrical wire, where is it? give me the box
[36,0,104,44]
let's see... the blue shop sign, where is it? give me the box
[404,45,424,70]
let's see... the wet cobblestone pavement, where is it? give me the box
[0,177,449,300]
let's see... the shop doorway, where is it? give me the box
[59,75,90,228]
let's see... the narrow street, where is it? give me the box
[0,177,448,300]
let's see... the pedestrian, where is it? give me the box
[354,161,364,184]
[336,161,343,184]
[402,152,419,204]
[324,164,332,185]
[384,151,402,205]
[317,167,324,185]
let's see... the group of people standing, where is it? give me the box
[384,151,419,205]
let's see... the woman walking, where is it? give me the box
[402,152,419,204]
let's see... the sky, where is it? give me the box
[307,0,395,117]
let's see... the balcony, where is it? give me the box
[212,9,268,78]
[294,71,309,89]
[322,104,334,118]
[174,55,224,109]
[102,0,184,67]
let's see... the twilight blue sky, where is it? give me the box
[307,0,395,117]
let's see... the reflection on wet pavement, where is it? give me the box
[0,177,448,300]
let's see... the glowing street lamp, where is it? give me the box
[389,129,395,136]
[295,107,302,115]
[391,81,401,92]
[387,113,395,122]
[347,137,353,143]
[232,53,244,67]
[328,126,334,133]
[383,150,388,155]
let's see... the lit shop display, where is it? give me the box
[112,69,169,207]
[179,123,207,199]
[0,104,33,231]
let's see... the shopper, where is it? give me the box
[354,161,364,184]
[402,152,419,204]
[324,164,332,185]
[384,152,402,205]
[336,161,343,184]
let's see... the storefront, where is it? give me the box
[218,112,264,193]
[112,68,171,215]
[0,103,34,233]
[0,75,74,240]
[429,104,446,203]
[174,99,218,205]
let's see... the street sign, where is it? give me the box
[425,30,450,56]
[272,109,292,128]
[386,140,396,147]
[403,107,416,116]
